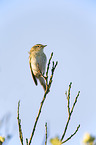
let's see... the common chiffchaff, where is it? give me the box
[29,44,47,91]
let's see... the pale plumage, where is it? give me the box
[29,44,47,90]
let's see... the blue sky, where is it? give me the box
[0,0,96,145]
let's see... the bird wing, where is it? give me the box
[29,57,38,86]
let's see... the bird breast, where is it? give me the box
[31,52,47,77]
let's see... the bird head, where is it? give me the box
[30,44,47,53]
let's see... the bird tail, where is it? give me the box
[38,77,46,91]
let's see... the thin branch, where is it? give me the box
[62,124,80,144]
[48,61,58,89]
[60,114,70,141]
[46,52,53,77]
[26,138,28,145]
[70,91,80,115]
[60,83,80,141]
[28,91,48,145]
[67,82,72,116]
[17,101,24,145]
[45,123,47,145]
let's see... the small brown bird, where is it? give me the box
[29,44,47,91]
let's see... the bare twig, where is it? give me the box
[17,101,24,145]
[62,124,80,144]
[26,138,28,145]
[60,83,80,142]
[67,82,72,115]
[45,123,47,145]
